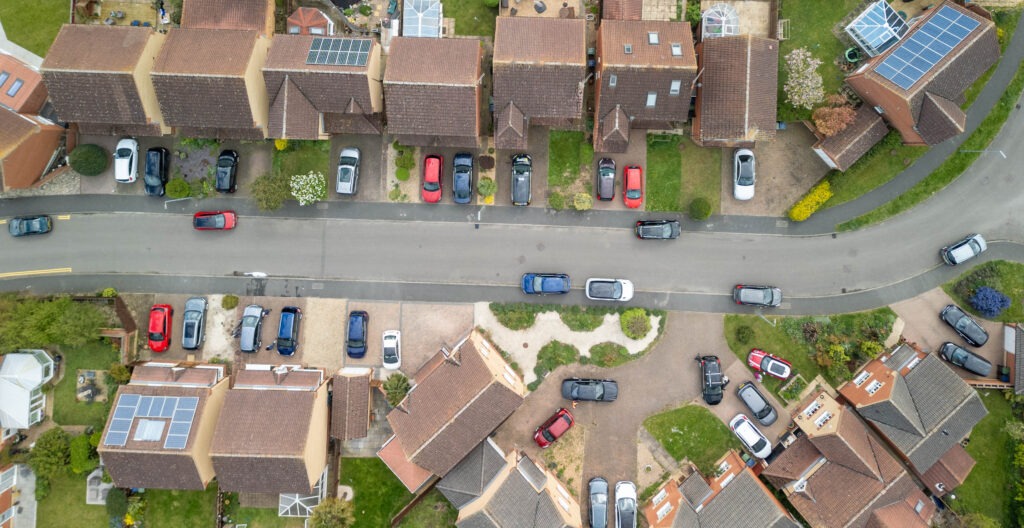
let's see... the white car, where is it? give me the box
[729,413,772,459]
[585,278,634,302]
[113,137,139,183]
[940,233,987,266]
[336,147,360,195]
[382,330,401,370]
[613,480,637,528]
[733,148,755,201]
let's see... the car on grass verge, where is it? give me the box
[623,165,642,209]
[215,150,238,193]
[143,147,169,196]
[382,330,401,370]
[941,233,986,266]
[422,154,443,203]
[533,407,573,448]
[8,215,53,237]
[114,138,139,183]
[453,152,474,204]
[512,154,532,206]
[192,211,237,230]
[148,304,173,352]
[597,158,615,201]
[239,304,264,353]
[635,220,680,240]
[614,481,637,528]
[729,413,772,459]
[939,342,992,377]
[586,278,634,302]
[940,304,989,347]
[733,149,756,200]
[181,297,207,350]
[737,381,778,426]
[697,355,724,405]
[732,284,782,307]
[588,477,609,528]
[522,273,571,295]
[276,306,301,356]
[336,147,360,195]
[561,378,618,402]
[347,310,369,358]
[746,348,792,380]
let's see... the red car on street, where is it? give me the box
[193,211,237,230]
[421,154,443,203]
[148,304,173,352]
[747,348,792,380]
[623,165,643,209]
[533,408,574,448]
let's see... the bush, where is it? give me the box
[69,144,109,176]
[89,431,102,448]
[533,341,580,380]
[188,177,213,200]
[165,177,191,199]
[358,3,372,15]
[735,325,754,344]
[783,48,825,111]
[252,171,291,211]
[688,197,711,220]
[34,477,50,501]
[109,363,131,385]
[970,286,1011,318]
[100,287,118,298]
[559,306,606,331]
[685,1,701,24]
[70,434,97,474]
[573,192,594,211]
[620,309,651,339]
[395,167,410,181]
[383,373,411,407]
[29,428,70,481]
[788,180,833,221]
[290,171,328,206]
[478,177,497,197]
[176,137,220,151]
[483,0,500,7]
[274,139,289,151]
[489,303,540,330]
[549,192,565,210]
[221,294,239,310]
[860,341,884,359]
[589,342,632,367]
[106,488,129,521]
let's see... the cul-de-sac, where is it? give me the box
[1,0,1023,527]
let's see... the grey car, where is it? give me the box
[940,233,987,266]
[940,304,989,347]
[939,342,992,377]
[597,158,615,201]
[588,477,608,528]
[732,284,782,307]
[336,147,360,195]
[239,304,265,353]
[181,297,207,350]
[453,152,474,204]
[511,153,532,206]
[561,378,618,402]
[737,381,777,426]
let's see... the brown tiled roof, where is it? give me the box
[493,17,586,65]
[594,105,630,153]
[385,37,480,85]
[287,7,330,32]
[814,105,889,172]
[0,53,46,114]
[808,406,884,481]
[267,77,319,140]
[494,102,528,151]
[264,34,374,74]
[696,35,778,144]
[600,20,696,68]
[921,443,975,495]
[602,0,643,20]
[152,28,256,76]
[331,371,371,440]
[865,500,930,528]
[378,435,434,492]
[763,436,822,487]
[0,108,37,157]
[232,368,323,390]
[849,473,927,528]
[916,92,965,145]
[323,111,382,135]
[42,25,150,72]
[181,0,274,35]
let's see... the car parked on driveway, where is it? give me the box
[732,284,782,307]
[336,147,360,195]
[623,165,642,209]
[143,147,169,196]
[181,297,207,350]
[148,304,172,352]
[276,306,301,356]
[193,211,237,230]
[597,158,615,201]
[588,477,608,528]
[382,330,401,370]
[733,149,756,200]
[421,154,443,203]
[533,407,573,448]
[941,233,987,266]
[114,137,139,183]
[940,304,989,347]
[8,215,52,237]
[511,154,532,206]
[697,355,724,405]
[737,381,777,426]
[586,278,634,301]
[729,413,772,459]
[347,310,369,358]
[561,378,618,402]
[215,149,238,193]
[522,273,570,295]
[746,348,792,380]
[614,481,637,528]
[939,341,992,377]
[239,304,264,353]
[635,220,680,240]
[452,152,474,204]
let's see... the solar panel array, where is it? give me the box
[305,38,371,67]
[845,0,908,57]
[103,393,199,449]
[403,0,442,38]
[875,6,980,90]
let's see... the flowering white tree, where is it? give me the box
[290,171,327,206]
[784,48,825,111]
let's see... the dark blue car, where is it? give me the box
[452,152,474,204]
[347,311,369,358]
[521,273,570,295]
[276,306,301,356]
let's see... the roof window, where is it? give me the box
[5,79,22,97]
[624,44,633,54]
[671,43,683,57]
[648,32,659,44]
[0,71,8,87]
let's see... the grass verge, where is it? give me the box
[272,140,330,179]
[646,134,721,213]
[443,0,497,37]
[398,489,458,527]
[0,0,67,57]
[37,471,108,528]
[944,260,1024,322]
[53,341,120,428]
[644,405,742,476]
[339,457,413,527]
[948,391,1016,526]
[145,485,218,528]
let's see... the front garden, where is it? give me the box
[643,405,742,476]
[547,131,595,210]
[645,134,720,216]
[945,260,1024,322]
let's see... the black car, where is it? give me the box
[143,147,170,196]
[511,153,532,206]
[215,149,239,193]
[940,304,989,347]
[453,152,474,204]
[347,310,369,358]
[561,378,618,402]
[939,342,993,377]
[732,284,782,307]
[736,381,777,426]
[597,158,615,201]
[635,220,680,240]
[588,477,609,528]
[8,215,53,237]
[697,355,725,405]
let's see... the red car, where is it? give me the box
[148,304,173,352]
[623,165,643,209]
[533,407,574,448]
[747,348,792,380]
[193,211,237,230]
[421,154,443,203]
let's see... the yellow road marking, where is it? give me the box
[0,267,73,279]
[56,215,71,220]
[0,219,5,225]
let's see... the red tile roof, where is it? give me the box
[0,53,45,114]
[181,0,275,35]
[695,35,778,145]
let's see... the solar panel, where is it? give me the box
[305,37,371,66]
[845,0,908,57]
[876,6,980,90]
[102,394,200,449]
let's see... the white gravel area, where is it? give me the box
[0,169,80,198]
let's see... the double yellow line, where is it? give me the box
[0,268,73,279]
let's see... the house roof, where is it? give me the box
[762,436,822,484]
[0,108,38,159]
[331,369,371,441]
[437,438,507,509]
[494,102,528,151]
[697,471,799,528]
[456,455,570,528]
[0,52,45,113]
[42,25,151,72]
[920,442,975,495]
[378,434,434,492]
[814,105,889,171]
[232,367,323,390]
[696,35,778,144]
[599,20,697,68]
[129,363,223,386]
[679,472,712,508]
[915,92,965,145]
[493,17,586,65]
[180,0,274,35]
[264,34,374,73]
[152,28,257,76]
[595,105,630,153]
[865,500,930,528]
[385,37,479,86]
[602,0,643,20]
[0,350,52,429]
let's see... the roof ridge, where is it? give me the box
[903,389,976,459]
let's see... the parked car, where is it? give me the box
[939,341,992,377]
[635,220,680,240]
[8,215,52,237]
[622,165,642,209]
[148,304,173,352]
[347,310,369,358]
[588,477,609,528]
[614,481,637,528]
[732,284,782,307]
[733,149,756,200]
[746,348,792,380]
[940,304,989,346]
[940,233,987,265]
[239,304,265,353]
[729,413,772,459]
[522,273,570,295]
[585,278,634,302]
[697,355,724,405]
[561,378,618,402]
[336,147,360,195]
[181,296,207,350]
[737,381,778,426]
[113,137,139,183]
[452,152,474,204]
[533,407,573,448]
[192,211,237,230]
[422,154,443,203]
[382,330,402,370]
[597,158,615,201]
[215,149,238,193]
[276,306,302,356]
[143,147,170,196]
[511,153,532,206]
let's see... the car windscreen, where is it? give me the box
[340,156,358,167]
[149,331,164,341]
[116,148,132,158]
[424,179,440,191]
[242,315,259,328]
[218,157,234,168]
[737,157,754,184]
[195,215,225,229]
[626,188,641,199]
[383,345,398,361]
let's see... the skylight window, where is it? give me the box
[648,32,659,45]
[0,71,8,87]
[671,43,683,57]
[5,79,21,97]
[133,419,166,442]
[624,44,633,54]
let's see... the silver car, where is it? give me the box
[733,148,755,200]
[181,297,207,350]
[239,304,264,353]
[614,481,636,528]
[336,147,360,195]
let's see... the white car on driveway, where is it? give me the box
[382,330,401,370]
[336,147,360,195]
[114,137,139,183]
[733,148,755,200]
[730,413,772,459]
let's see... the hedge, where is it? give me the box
[69,144,109,176]
[788,181,833,222]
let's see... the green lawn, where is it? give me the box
[0,0,67,57]
[443,0,497,37]
[547,131,594,209]
[948,391,1016,526]
[944,260,1024,322]
[643,405,742,475]
[273,140,331,179]
[53,341,120,429]
[37,471,108,528]
[232,508,305,528]
[724,315,821,399]
[339,457,414,528]
[398,489,458,527]
[822,132,926,208]
[645,134,720,213]
[145,485,218,528]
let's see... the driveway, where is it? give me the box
[496,125,550,208]
[591,134,647,212]
[330,134,384,203]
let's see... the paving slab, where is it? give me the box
[343,301,401,370]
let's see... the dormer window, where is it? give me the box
[648,32,659,45]
[624,44,633,54]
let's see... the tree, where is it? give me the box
[812,94,857,137]
[251,172,291,211]
[859,341,884,359]
[69,144,109,176]
[109,363,132,385]
[0,295,107,350]
[1005,420,1024,442]
[970,286,1011,318]
[783,48,825,111]
[290,171,328,206]
[70,433,98,474]
[310,497,355,528]
[383,373,411,407]
[106,487,129,523]
[29,427,71,481]
[165,177,191,199]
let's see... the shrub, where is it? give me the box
[106,488,129,521]
[188,177,214,200]
[735,325,754,344]
[70,434,97,474]
[573,192,594,211]
[788,180,833,221]
[970,286,1011,318]
[109,363,131,385]
[477,177,497,197]
[89,431,102,448]
[559,307,606,331]
[358,3,372,15]
[100,287,118,298]
[395,167,410,181]
[589,342,631,367]
[34,477,50,501]
[311,497,356,528]
[383,373,411,407]
[689,197,711,220]
[859,341,884,359]
[388,185,403,201]
[221,294,239,310]
[69,144,109,176]
[274,139,289,151]
[290,171,327,206]
[343,7,354,16]
[549,192,565,210]
[685,1,701,24]
[252,171,291,211]
[620,309,651,339]
[812,94,857,137]
[29,428,71,481]
[165,177,191,199]
[533,341,580,380]
[489,303,539,330]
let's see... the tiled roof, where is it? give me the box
[921,443,975,494]
[0,108,37,157]
[378,434,434,492]
[679,472,711,508]
[264,34,374,73]
[848,473,926,528]
[457,456,569,528]
[181,0,274,34]
[595,105,630,153]
[814,105,889,171]
[267,77,320,140]
[698,471,798,528]
[865,500,930,528]
[916,92,965,144]
[233,368,322,390]
[810,407,884,480]
[696,35,778,144]
[437,439,507,508]
[763,436,823,486]
[494,102,528,151]
[0,52,45,114]
[152,28,257,76]
[493,17,586,65]
[42,25,150,72]
[602,0,643,20]
[331,370,371,441]
[600,20,696,68]
[385,37,480,85]
[130,364,221,386]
